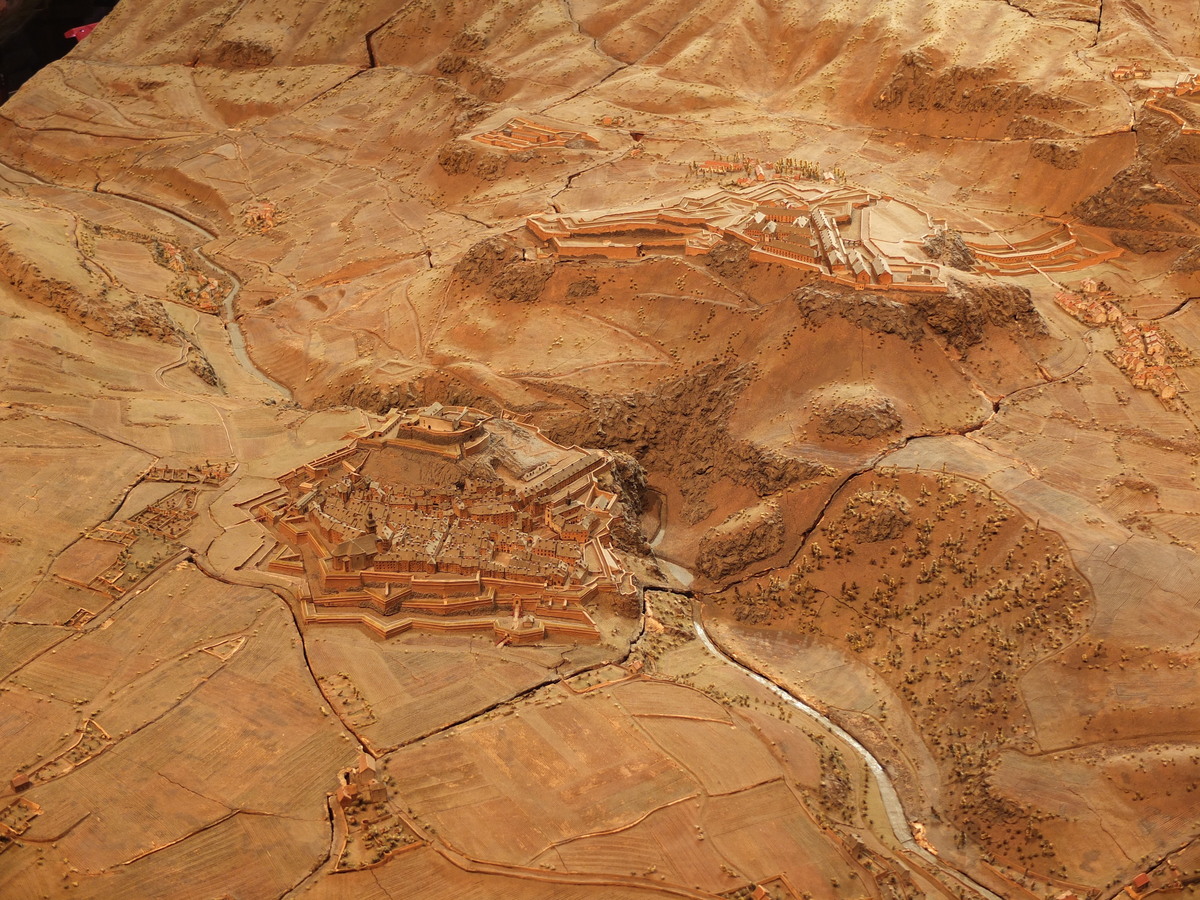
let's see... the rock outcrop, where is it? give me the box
[921,228,977,271]
[696,500,784,581]
[452,236,523,283]
[0,232,177,342]
[437,143,507,181]
[915,277,1044,350]
[873,51,1070,118]
[817,393,902,440]
[1031,140,1082,170]
[601,450,652,556]
[452,235,553,302]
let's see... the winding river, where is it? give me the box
[691,611,1004,900]
[214,262,294,400]
[1,160,293,399]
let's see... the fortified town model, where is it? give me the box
[255,403,633,643]
[2,0,1200,898]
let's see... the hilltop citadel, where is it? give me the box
[525,180,1119,292]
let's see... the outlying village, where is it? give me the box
[1055,279,1194,403]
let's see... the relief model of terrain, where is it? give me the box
[1,0,1199,897]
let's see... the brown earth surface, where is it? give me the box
[1,0,1200,897]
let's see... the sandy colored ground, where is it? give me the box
[1,0,1199,896]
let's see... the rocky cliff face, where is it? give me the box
[452,236,524,283]
[1074,150,1200,261]
[1074,159,1194,231]
[796,286,925,341]
[600,449,652,555]
[453,235,554,302]
[0,227,177,342]
[870,50,1082,139]
[545,360,826,524]
[916,278,1045,350]
[794,277,1043,353]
